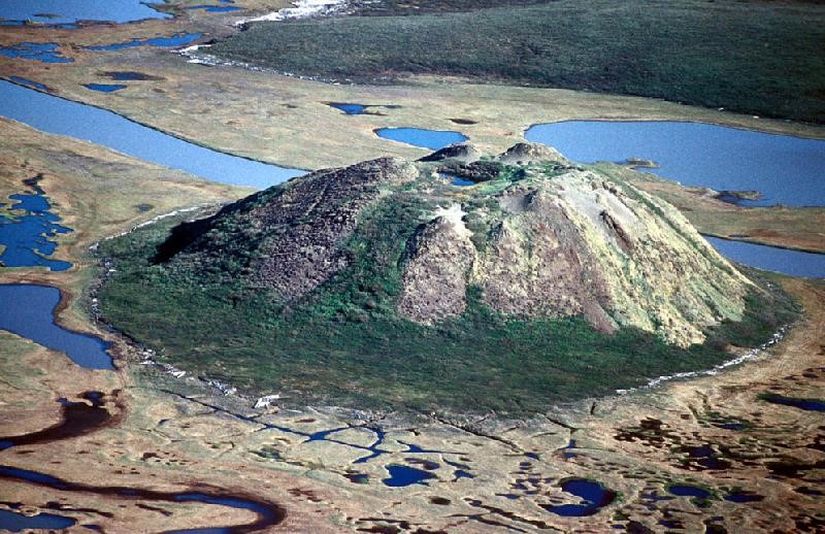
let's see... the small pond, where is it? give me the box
[541,478,616,517]
[84,83,127,93]
[0,80,302,189]
[525,120,825,207]
[381,464,436,487]
[0,180,72,271]
[329,102,368,115]
[0,0,170,26]
[705,236,825,279]
[759,392,825,412]
[376,127,468,150]
[0,42,71,63]
[0,509,76,532]
[85,33,202,52]
[0,284,114,370]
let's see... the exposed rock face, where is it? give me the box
[398,205,477,323]
[418,142,482,163]
[472,188,616,332]
[497,142,569,165]
[477,170,751,345]
[156,157,417,301]
[156,145,751,346]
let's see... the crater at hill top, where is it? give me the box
[98,143,797,413]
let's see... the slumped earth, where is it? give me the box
[0,0,823,532]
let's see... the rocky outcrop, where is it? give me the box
[418,142,482,163]
[472,189,616,332]
[397,205,477,323]
[156,157,418,301]
[156,144,752,347]
[497,142,569,166]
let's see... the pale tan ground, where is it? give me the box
[0,118,248,335]
[1,272,821,532]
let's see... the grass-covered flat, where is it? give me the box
[212,0,825,123]
[97,148,798,414]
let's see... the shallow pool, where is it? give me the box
[0,42,72,63]
[85,33,202,52]
[0,181,72,271]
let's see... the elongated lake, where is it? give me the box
[0,80,302,189]
[376,127,468,150]
[525,121,825,207]
[705,236,825,278]
[0,284,114,370]
[0,0,169,26]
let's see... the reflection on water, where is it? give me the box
[0,508,76,532]
[0,42,72,63]
[85,33,202,52]
[0,177,72,271]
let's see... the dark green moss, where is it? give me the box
[98,207,799,415]
[214,0,825,123]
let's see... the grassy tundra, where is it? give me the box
[213,0,825,123]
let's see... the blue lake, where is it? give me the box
[187,5,242,12]
[85,33,202,52]
[0,42,71,63]
[84,83,127,93]
[376,127,468,150]
[329,103,367,115]
[0,284,114,370]
[381,464,436,487]
[759,393,825,412]
[525,121,825,207]
[0,80,303,189]
[541,478,616,517]
[0,182,72,271]
[451,176,475,187]
[0,509,76,532]
[705,236,825,279]
[0,0,170,25]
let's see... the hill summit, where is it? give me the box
[155,143,749,347]
[100,143,792,411]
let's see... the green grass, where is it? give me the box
[97,199,799,415]
[213,0,825,123]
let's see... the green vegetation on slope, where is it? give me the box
[98,196,798,415]
[213,0,825,123]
